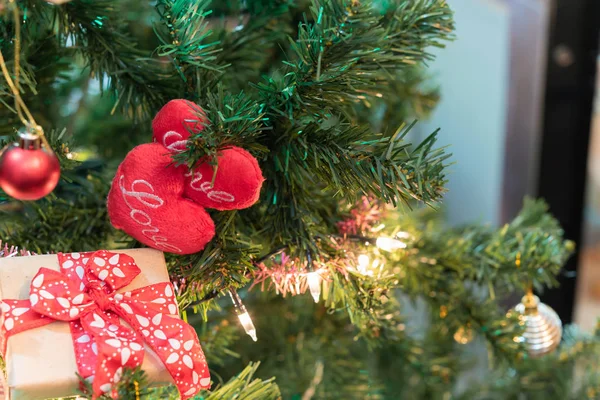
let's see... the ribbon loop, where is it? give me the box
[29,267,94,322]
[83,251,140,294]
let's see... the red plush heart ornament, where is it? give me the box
[107,143,215,254]
[108,99,265,254]
[152,99,206,153]
[183,146,265,211]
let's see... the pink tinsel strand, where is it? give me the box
[252,197,383,297]
[252,262,313,297]
[250,252,349,297]
[337,197,383,235]
[0,241,33,258]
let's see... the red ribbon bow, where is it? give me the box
[0,250,210,398]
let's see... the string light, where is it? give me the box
[228,289,257,342]
[357,254,371,275]
[355,254,384,277]
[395,231,411,239]
[305,251,322,303]
[306,271,322,303]
[371,258,381,272]
[375,236,407,252]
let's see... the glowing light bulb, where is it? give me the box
[229,289,257,341]
[396,231,411,239]
[237,311,257,342]
[306,271,322,303]
[376,237,407,252]
[357,254,370,275]
[358,254,370,268]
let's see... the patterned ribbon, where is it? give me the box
[0,250,210,399]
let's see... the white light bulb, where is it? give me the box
[358,254,370,268]
[237,311,257,342]
[229,289,257,342]
[376,237,407,252]
[306,272,322,303]
[357,254,370,275]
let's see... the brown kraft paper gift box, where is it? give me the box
[0,248,173,400]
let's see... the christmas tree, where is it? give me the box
[0,0,598,399]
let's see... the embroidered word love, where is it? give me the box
[185,170,235,203]
[162,130,188,153]
[118,176,182,253]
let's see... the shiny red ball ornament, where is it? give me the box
[0,132,60,200]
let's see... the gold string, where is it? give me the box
[0,0,50,147]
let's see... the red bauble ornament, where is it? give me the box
[0,132,60,201]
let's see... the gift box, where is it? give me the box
[0,248,210,399]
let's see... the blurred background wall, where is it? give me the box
[415,0,550,227]
[418,0,510,226]
[416,0,599,329]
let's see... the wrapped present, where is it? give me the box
[0,248,210,399]
[0,374,7,399]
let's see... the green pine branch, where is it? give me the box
[456,325,600,399]
[0,172,113,253]
[254,0,453,120]
[55,0,177,119]
[409,198,574,296]
[202,362,280,400]
[155,0,225,93]
[172,87,269,168]
[0,10,72,135]
[77,363,280,400]
[196,319,241,367]
[147,362,281,400]
[292,120,448,205]
[174,210,262,312]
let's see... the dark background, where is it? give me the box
[538,0,600,322]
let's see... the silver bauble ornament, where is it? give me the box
[510,292,562,357]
